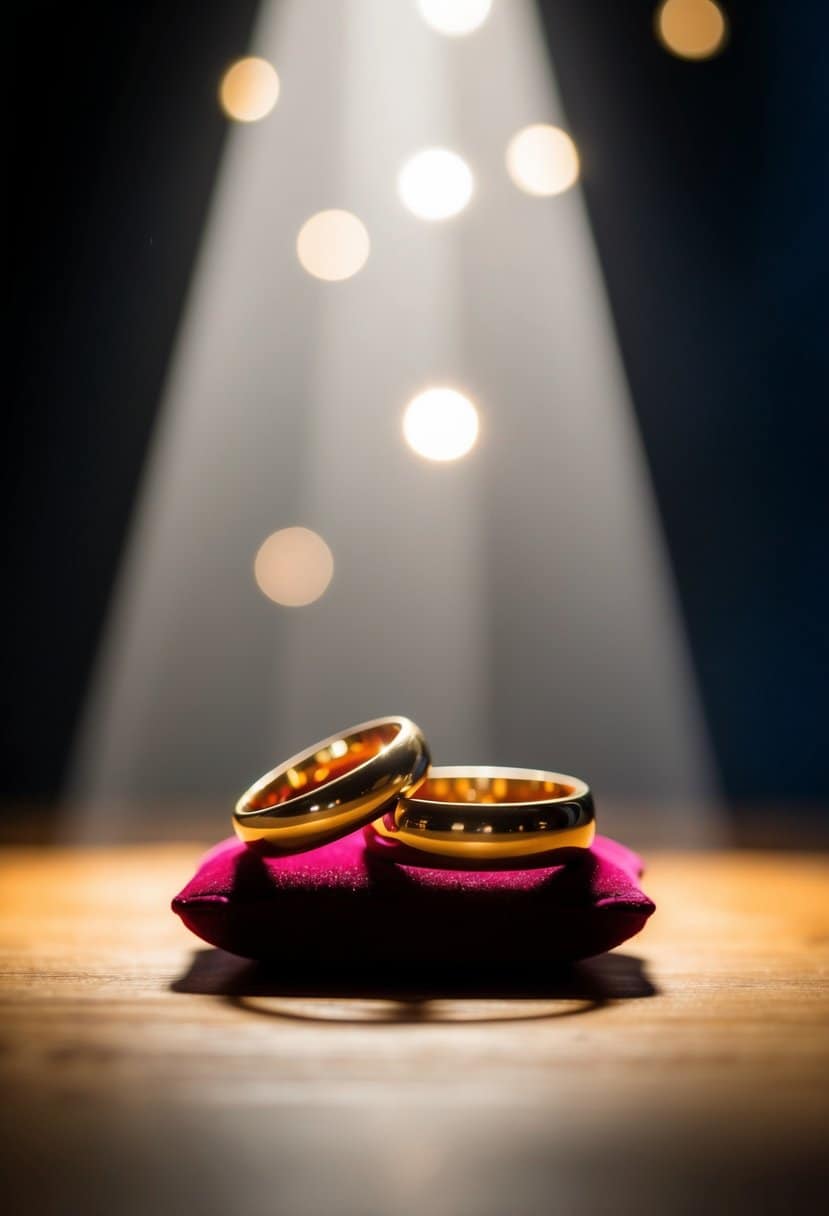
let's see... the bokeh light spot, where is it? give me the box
[253,528,334,607]
[655,0,728,60]
[398,148,474,221]
[417,0,493,37]
[403,388,480,462]
[219,57,280,123]
[296,210,370,282]
[506,124,580,197]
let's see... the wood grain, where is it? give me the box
[1,845,827,1216]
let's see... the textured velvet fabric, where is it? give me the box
[172,832,654,965]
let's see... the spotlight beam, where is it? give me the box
[69,0,720,844]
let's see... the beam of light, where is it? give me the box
[397,148,474,221]
[296,209,370,281]
[403,387,479,461]
[506,124,579,196]
[655,0,728,61]
[219,56,280,122]
[417,0,493,38]
[68,0,720,844]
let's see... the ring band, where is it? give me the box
[233,716,430,853]
[368,766,595,861]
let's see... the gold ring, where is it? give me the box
[233,716,430,853]
[368,765,595,861]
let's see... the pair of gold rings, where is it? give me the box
[233,716,595,863]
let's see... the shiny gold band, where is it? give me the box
[369,765,595,860]
[233,716,429,853]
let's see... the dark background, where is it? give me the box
[5,1,828,823]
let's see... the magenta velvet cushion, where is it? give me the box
[172,832,654,965]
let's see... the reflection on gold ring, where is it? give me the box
[233,716,430,853]
[370,765,595,860]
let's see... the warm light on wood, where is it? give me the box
[1,845,827,1207]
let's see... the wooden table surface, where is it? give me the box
[1,845,828,1215]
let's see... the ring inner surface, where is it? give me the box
[398,774,590,837]
[249,723,399,811]
[415,775,575,805]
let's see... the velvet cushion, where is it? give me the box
[172,832,654,965]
